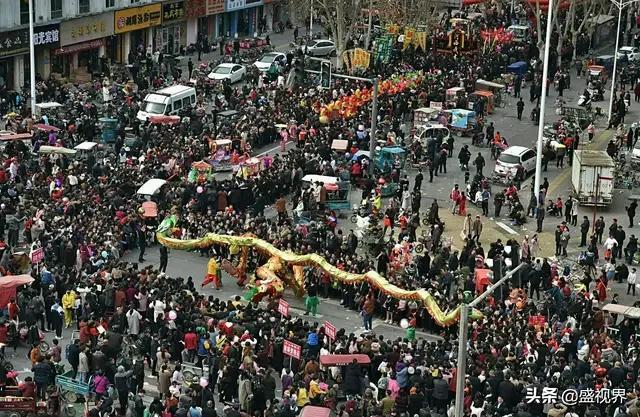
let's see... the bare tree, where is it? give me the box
[571,0,601,61]
[307,0,364,68]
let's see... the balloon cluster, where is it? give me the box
[318,73,424,123]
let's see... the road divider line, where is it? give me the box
[496,221,519,235]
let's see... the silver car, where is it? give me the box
[306,40,336,57]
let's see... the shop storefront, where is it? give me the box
[226,0,263,36]
[185,0,226,44]
[114,3,163,63]
[0,24,59,91]
[263,0,286,32]
[157,1,187,55]
[56,13,115,76]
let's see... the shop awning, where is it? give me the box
[54,39,104,56]
[463,0,487,6]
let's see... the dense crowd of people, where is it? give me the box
[0,3,639,417]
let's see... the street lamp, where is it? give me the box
[533,0,555,207]
[608,0,640,124]
[453,263,525,417]
[28,0,37,117]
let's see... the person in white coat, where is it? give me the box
[126,306,142,336]
[628,267,637,296]
[77,347,89,383]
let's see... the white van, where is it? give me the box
[136,85,196,122]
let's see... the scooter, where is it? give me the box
[577,95,592,111]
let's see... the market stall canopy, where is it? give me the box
[149,115,181,125]
[0,274,34,308]
[33,124,60,132]
[0,132,32,141]
[192,160,212,170]
[38,145,77,155]
[137,178,168,196]
[302,175,339,185]
[352,150,371,161]
[35,102,63,110]
[300,407,331,417]
[507,61,528,76]
[319,354,371,366]
[74,141,98,151]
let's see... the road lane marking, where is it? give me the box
[496,221,519,235]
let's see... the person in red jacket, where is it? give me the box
[184,329,198,362]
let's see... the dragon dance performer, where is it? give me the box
[202,257,222,289]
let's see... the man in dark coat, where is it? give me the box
[343,359,362,395]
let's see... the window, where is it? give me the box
[131,0,141,3]
[105,0,115,7]
[78,0,90,14]
[19,0,30,25]
[173,100,182,110]
[50,0,62,19]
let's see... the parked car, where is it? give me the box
[306,39,336,57]
[493,145,536,176]
[207,63,246,83]
[617,46,640,62]
[253,52,286,72]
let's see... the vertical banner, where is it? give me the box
[403,27,415,50]
[413,31,427,51]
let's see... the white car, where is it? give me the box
[306,39,336,57]
[617,46,640,62]
[207,63,246,83]
[493,145,536,176]
[254,52,286,72]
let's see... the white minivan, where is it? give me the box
[136,85,196,122]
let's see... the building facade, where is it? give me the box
[0,0,287,91]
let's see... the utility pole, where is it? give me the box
[454,263,525,417]
[28,0,37,117]
[369,78,379,174]
[309,0,314,38]
[533,0,554,207]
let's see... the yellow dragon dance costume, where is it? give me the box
[156,213,482,327]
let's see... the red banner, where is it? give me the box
[30,247,44,264]
[324,321,336,340]
[278,299,289,317]
[283,340,301,360]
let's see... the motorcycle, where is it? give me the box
[577,95,592,111]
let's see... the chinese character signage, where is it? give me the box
[226,0,246,10]
[114,3,162,34]
[277,299,289,316]
[207,0,225,14]
[60,13,114,46]
[163,1,185,23]
[0,24,60,58]
[282,340,301,360]
[185,0,224,16]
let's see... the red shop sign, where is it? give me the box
[278,298,289,317]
